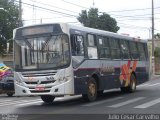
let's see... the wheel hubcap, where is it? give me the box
[131,78,136,90]
[89,83,96,96]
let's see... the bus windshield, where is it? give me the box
[14,34,70,71]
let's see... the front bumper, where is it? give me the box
[14,80,73,96]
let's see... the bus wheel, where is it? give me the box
[120,74,136,93]
[97,90,104,97]
[128,74,136,93]
[40,95,55,103]
[7,92,14,97]
[120,87,127,93]
[82,77,97,102]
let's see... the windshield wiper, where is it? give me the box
[41,36,52,51]
[24,39,33,49]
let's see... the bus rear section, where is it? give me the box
[69,27,149,102]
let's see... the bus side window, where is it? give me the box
[120,40,130,59]
[138,43,146,61]
[71,35,84,56]
[144,43,149,60]
[98,36,111,59]
[109,38,121,59]
[87,34,98,59]
[129,41,139,60]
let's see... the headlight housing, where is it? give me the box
[55,70,70,83]
[58,76,69,83]
[15,79,24,86]
[14,72,24,86]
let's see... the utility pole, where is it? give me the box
[152,0,155,75]
[19,0,22,27]
[93,0,95,7]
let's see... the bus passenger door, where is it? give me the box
[70,34,85,68]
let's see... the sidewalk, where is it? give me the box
[151,75,160,80]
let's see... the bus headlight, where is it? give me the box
[58,76,70,83]
[55,70,71,83]
[15,79,24,86]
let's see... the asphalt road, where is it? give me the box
[1,78,160,120]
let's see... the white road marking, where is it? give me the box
[0,95,82,107]
[0,99,41,106]
[108,97,145,108]
[82,97,124,107]
[134,98,160,109]
[137,83,149,87]
[137,82,160,88]
[0,98,40,103]
[147,83,160,87]
[55,95,82,101]
[0,99,15,103]
[16,96,82,106]
[16,101,43,106]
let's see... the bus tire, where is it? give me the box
[97,90,104,97]
[120,87,128,93]
[128,74,136,93]
[120,74,136,93]
[82,77,97,102]
[7,92,14,97]
[40,95,55,103]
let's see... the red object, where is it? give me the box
[35,85,45,91]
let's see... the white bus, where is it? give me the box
[13,23,150,103]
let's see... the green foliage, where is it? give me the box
[0,0,19,56]
[154,33,160,39]
[154,47,160,58]
[77,8,120,33]
[154,33,160,58]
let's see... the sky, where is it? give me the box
[21,0,160,39]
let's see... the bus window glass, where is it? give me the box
[87,34,97,59]
[71,35,84,68]
[138,43,146,60]
[129,41,139,59]
[120,40,130,59]
[88,34,95,46]
[109,38,121,59]
[144,43,148,60]
[14,34,70,70]
[98,36,111,58]
[71,35,84,56]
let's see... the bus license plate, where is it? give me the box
[35,85,45,91]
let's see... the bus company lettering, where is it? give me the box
[120,60,138,87]
[100,66,115,73]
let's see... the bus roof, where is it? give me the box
[14,23,147,43]
[67,23,147,43]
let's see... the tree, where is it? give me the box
[154,47,160,57]
[0,0,19,56]
[155,33,160,40]
[77,8,120,33]
[154,33,160,58]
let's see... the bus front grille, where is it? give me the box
[21,71,57,77]
[30,90,50,93]
[25,80,56,85]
